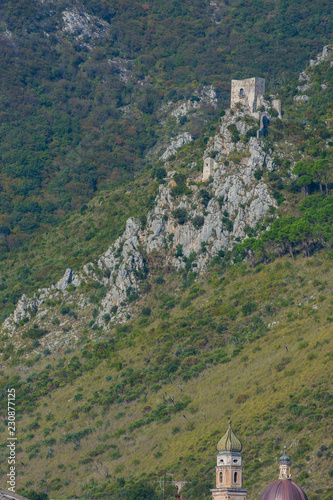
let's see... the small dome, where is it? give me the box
[217,422,242,453]
[260,479,308,500]
[279,446,291,466]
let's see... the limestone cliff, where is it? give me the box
[1,106,279,337]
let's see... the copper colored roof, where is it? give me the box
[260,480,308,500]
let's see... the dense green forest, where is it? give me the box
[0,0,332,242]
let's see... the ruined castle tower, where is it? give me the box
[230,77,265,113]
[211,421,247,500]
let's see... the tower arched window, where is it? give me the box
[234,472,238,483]
[239,88,245,97]
[219,472,223,483]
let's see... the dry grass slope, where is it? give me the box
[1,253,332,499]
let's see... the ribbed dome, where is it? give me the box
[217,422,242,452]
[260,480,308,500]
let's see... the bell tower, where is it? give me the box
[211,420,247,500]
[278,446,291,480]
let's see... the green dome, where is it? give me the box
[217,422,242,453]
[279,446,291,466]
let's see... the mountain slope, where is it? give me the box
[1,253,332,499]
[0,47,332,500]
[0,0,332,250]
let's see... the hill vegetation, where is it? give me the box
[0,0,332,246]
[1,252,333,499]
[0,1,333,499]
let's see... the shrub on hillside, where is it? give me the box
[22,326,48,340]
[242,302,257,316]
[173,207,188,225]
[192,215,204,228]
[23,490,48,500]
[227,124,241,142]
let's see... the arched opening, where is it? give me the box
[239,88,245,97]
[220,472,223,483]
[234,472,238,483]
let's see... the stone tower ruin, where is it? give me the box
[230,77,265,113]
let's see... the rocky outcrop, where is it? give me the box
[62,7,108,40]
[294,95,309,103]
[13,295,39,324]
[56,268,81,291]
[170,87,218,121]
[295,44,332,103]
[209,0,225,25]
[161,133,193,160]
[171,100,199,119]
[85,218,145,324]
[298,71,310,83]
[143,117,276,268]
[108,58,132,83]
[297,83,312,93]
[1,106,277,334]
[309,45,332,66]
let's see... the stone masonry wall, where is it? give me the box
[231,77,265,113]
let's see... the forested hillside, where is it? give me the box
[0,0,332,322]
[0,0,332,244]
[0,1,333,499]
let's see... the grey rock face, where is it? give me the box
[295,45,333,103]
[161,133,193,160]
[169,86,217,121]
[56,269,72,291]
[13,295,39,324]
[108,58,132,83]
[62,8,108,39]
[171,101,199,119]
[2,105,278,334]
[200,85,218,105]
[143,112,277,270]
[297,83,311,93]
[4,266,82,331]
[294,95,309,103]
[55,268,81,290]
[89,218,146,323]
[309,45,332,66]
[298,71,309,82]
